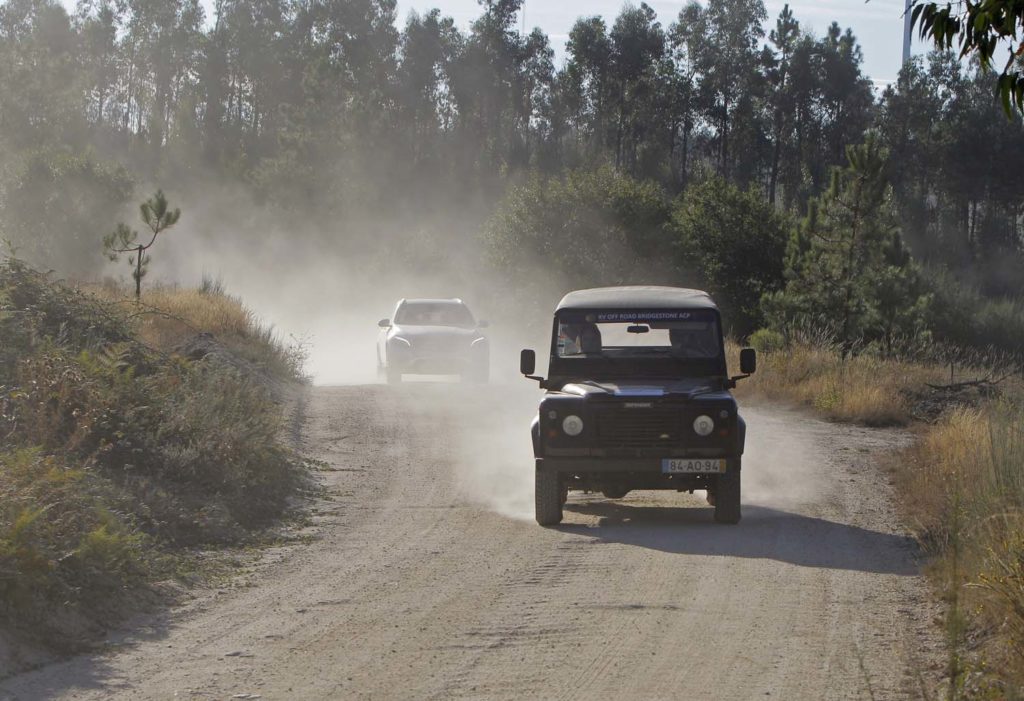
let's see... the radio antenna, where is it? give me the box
[902,0,912,64]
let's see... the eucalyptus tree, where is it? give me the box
[115,0,205,164]
[397,8,461,163]
[76,0,121,127]
[879,51,1024,288]
[215,0,294,158]
[0,1,83,149]
[779,25,873,210]
[561,15,613,162]
[607,3,664,174]
[448,0,553,174]
[665,2,706,191]
[765,4,799,204]
[687,0,768,179]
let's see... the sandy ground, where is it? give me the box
[0,382,944,700]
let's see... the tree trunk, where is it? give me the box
[680,122,690,192]
[720,94,729,179]
[615,87,625,170]
[769,109,783,205]
[135,245,143,300]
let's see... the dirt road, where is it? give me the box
[0,383,943,700]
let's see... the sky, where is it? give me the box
[61,0,921,86]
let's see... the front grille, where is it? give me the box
[412,336,465,356]
[595,408,681,446]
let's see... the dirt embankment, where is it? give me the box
[0,383,943,700]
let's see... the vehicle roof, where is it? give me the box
[398,298,465,306]
[555,286,717,312]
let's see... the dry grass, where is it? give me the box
[729,335,1024,695]
[130,287,257,348]
[733,333,1024,695]
[85,281,306,381]
[728,340,946,425]
[0,259,307,648]
[900,402,1024,696]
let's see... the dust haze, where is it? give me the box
[114,182,824,520]
[116,180,552,386]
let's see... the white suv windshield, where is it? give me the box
[395,302,475,328]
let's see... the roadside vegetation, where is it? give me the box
[2,0,1023,695]
[0,256,307,652]
[729,334,1024,697]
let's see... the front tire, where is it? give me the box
[714,468,741,524]
[535,467,563,526]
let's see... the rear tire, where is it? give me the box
[601,487,630,499]
[535,468,563,526]
[714,468,741,524]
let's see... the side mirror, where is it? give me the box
[520,349,536,376]
[478,320,490,329]
[378,318,391,328]
[740,348,757,375]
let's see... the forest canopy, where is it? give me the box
[0,0,1021,352]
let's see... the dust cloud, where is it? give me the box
[124,182,555,386]
[741,404,833,511]
[114,184,552,519]
[105,186,824,523]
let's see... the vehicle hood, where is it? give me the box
[558,378,729,400]
[390,325,483,341]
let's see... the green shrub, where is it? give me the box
[0,257,306,641]
[747,327,786,353]
[0,449,145,630]
[671,178,790,336]
[483,167,675,316]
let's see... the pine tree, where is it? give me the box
[765,134,930,354]
[103,190,181,300]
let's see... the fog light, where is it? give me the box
[693,415,714,436]
[562,415,584,436]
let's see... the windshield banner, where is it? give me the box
[559,309,718,324]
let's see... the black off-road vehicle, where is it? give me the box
[520,286,757,526]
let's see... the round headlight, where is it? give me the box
[693,415,715,436]
[562,415,584,436]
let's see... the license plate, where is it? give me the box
[661,458,726,474]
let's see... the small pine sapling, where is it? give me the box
[104,190,181,299]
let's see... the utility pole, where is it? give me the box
[903,0,913,64]
[521,1,526,34]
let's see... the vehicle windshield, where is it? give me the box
[552,309,724,376]
[395,302,476,328]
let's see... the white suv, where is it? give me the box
[377,298,489,383]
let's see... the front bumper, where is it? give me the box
[538,456,740,474]
[394,355,474,374]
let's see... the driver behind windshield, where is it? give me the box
[669,325,718,359]
[558,322,602,356]
[397,303,474,328]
